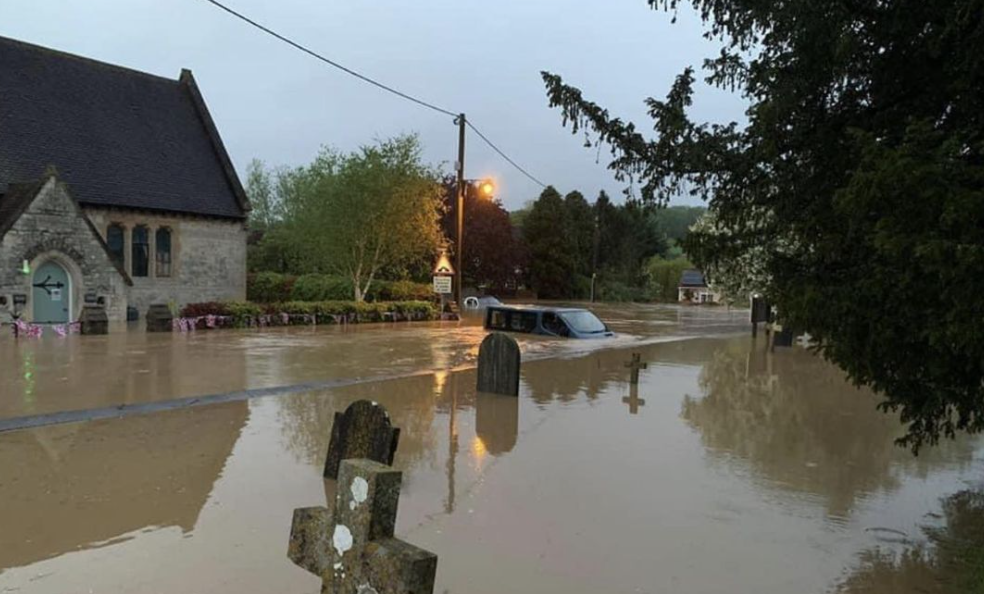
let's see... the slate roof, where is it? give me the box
[679,269,708,288]
[0,179,44,239]
[0,36,249,219]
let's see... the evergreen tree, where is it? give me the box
[524,187,575,299]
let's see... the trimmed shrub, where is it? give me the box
[291,274,353,301]
[247,272,295,303]
[377,280,433,302]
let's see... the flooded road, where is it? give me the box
[1,328,981,593]
[0,303,746,421]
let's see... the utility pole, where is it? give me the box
[455,113,466,309]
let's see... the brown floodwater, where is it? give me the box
[0,320,981,594]
[0,303,747,420]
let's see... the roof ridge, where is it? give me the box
[0,34,180,85]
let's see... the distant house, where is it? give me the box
[0,36,249,325]
[678,269,722,304]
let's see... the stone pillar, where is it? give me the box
[146,304,173,332]
[79,305,109,335]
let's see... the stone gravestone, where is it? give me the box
[145,304,173,332]
[289,459,438,594]
[476,332,520,397]
[79,305,108,335]
[324,401,401,480]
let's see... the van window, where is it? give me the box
[542,312,570,337]
[488,309,508,330]
[509,311,537,333]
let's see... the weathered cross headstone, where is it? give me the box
[324,401,401,480]
[622,383,646,415]
[145,304,173,332]
[79,305,108,335]
[476,332,520,396]
[289,459,438,594]
[624,353,647,385]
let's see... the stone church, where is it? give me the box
[0,35,249,325]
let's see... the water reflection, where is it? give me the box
[475,393,518,455]
[0,401,247,571]
[681,340,978,517]
[836,489,984,594]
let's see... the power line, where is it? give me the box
[466,121,546,188]
[200,0,457,117]
[200,0,547,188]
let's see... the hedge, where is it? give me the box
[247,272,296,303]
[178,300,438,329]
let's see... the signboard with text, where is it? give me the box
[433,276,453,294]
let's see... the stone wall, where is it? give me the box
[0,178,128,321]
[84,208,247,316]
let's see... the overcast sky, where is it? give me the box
[0,0,746,210]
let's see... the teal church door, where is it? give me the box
[32,261,70,323]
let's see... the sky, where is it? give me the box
[0,0,747,210]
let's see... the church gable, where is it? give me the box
[0,174,130,321]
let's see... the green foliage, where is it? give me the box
[178,300,437,326]
[645,256,692,302]
[541,0,984,450]
[657,205,705,242]
[247,272,296,303]
[523,186,575,299]
[440,178,526,292]
[376,280,433,302]
[291,274,353,302]
[564,191,596,278]
[245,135,443,301]
[596,192,667,286]
[596,279,647,302]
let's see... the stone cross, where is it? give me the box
[624,353,647,385]
[324,401,401,480]
[476,332,521,396]
[289,459,438,594]
[622,383,646,415]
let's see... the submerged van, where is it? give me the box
[484,305,614,339]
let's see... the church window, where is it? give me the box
[156,228,172,278]
[132,225,149,277]
[107,224,125,269]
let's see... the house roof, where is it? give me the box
[0,36,249,219]
[679,269,708,288]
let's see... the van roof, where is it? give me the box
[487,305,588,314]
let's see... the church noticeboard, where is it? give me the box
[433,276,453,294]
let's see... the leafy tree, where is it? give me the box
[542,0,984,450]
[295,135,442,301]
[645,256,692,302]
[244,159,279,231]
[523,186,575,298]
[440,179,526,292]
